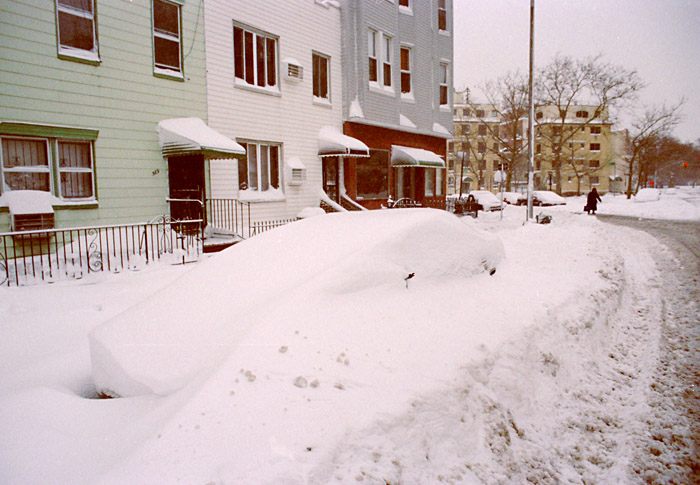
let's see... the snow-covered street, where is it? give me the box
[0,188,698,484]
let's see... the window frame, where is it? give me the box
[152,0,183,80]
[312,51,331,104]
[399,0,412,14]
[237,140,282,196]
[233,22,279,94]
[439,62,449,107]
[590,143,601,152]
[55,0,100,64]
[437,0,448,32]
[400,45,412,98]
[356,149,389,200]
[1,132,97,203]
[368,29,394,93]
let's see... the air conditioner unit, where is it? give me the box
[11,212,55,232]
[283,59,303,82]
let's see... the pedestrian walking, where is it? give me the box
[585,187,602,215]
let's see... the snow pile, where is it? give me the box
[1,189,55,215]
[89,209,504,398]
[635,187,661,202]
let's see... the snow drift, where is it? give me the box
[89,209,504,398]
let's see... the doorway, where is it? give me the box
[168,155,205,222]
[322,156,340,203]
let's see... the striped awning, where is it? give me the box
[391,145,445,168]
[157,117,246,159]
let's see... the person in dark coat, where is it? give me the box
[586,187,602,214]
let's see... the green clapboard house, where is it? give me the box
[0,0,236,232]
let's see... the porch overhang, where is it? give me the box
[391,145,445,168]
[157,117,246,160]
[317,126,369,157]
[609,175,623,181]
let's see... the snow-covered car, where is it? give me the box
[634,188,661,202]
[469,190,503,211]
[89,209,505,398]
[497,191,526,205]
[532,190,566,206]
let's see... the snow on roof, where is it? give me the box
[432,122,451,135]
[157,117,246,158]
[286,157,306,169]
[2,190,55,215]
[349,98,365,118]
[318,126,369,157]
[400,114,416,128]
[391,145,445,168]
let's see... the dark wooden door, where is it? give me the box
[168,155,205,221]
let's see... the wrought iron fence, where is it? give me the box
[207,198,251,237]
[0,217,203,287]
[251,218,298,236]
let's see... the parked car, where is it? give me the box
[532,190,566,206]
[634,188,661,202]
[469,190,503,211]
[497,191,527,205]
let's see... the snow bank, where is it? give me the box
[89,209,504,398]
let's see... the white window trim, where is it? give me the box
[233,23,280,95]
[437,0,449,33]
[152,0,183,79]
[439,62,450,109]
[312,51,331,105]
[368,28,394,94]
[56,0,100,62]
[0,136,97,202]
[400,45,413,101]
[237,140,284,200]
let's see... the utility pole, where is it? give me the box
[526,0,535,220]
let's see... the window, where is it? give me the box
[590,143,601,151]
[493,125,500,138]
[399,0,410,8]
[478,125,487,136]
[382,35,392,87]
[368,30,378,83]
[238,141,281,192]
[56,0,99,62]
[590,126,601,135]
[356,149,389,199]
[438,0,447,31]
[1,136,95,200]
[153,0,182,76]
[476,109,485,118]
[590,176,600,185]
[493,142,499,152]
[536,111,543,119]
[589,160,600,168]
[477,142,485,154]
[424,169,444,197]
[312,52,330,101]
[536,144,541,154]
[576,110,589,118]
[439,63,449,106]
[234,23,278,90]
[400,46,411,95]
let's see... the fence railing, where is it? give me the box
[207,198,251,237]
[251,218,298,236]
[0,217,203,287]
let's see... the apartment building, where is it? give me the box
[534,105,617,195]
[338,0,454,209]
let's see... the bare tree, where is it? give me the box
[465,72,530,191]
[535,54,644,194]
[625,101,685,196]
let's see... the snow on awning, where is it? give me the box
[157,117,246,160]
[609,175,623,181]
[317,126,369,157]
[391,145,445,168]
[462,175,474,182]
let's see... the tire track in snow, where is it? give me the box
[311,222,673,484]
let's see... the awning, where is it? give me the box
[462,175,474,182]
[157,117,246,159]
[391,145,445,168]
[317,126,369,157]
[609,175,623,181]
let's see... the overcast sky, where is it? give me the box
[453,0,700,143]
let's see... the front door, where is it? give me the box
[322,156,340,203]
[168,155,205,222]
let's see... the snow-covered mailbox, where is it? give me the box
[5,190,55,231]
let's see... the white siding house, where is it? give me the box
[203,0,351,223]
